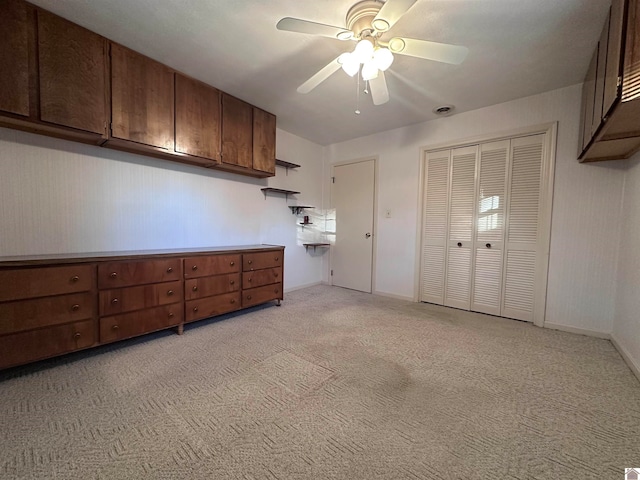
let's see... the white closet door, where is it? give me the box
[420,150,450,304]
[502,134,544,321]
[444,145,478,310]
[471,140,509,315]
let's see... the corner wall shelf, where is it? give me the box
[261,187,300,200]
[289,206,314,215]
[303,243,330,252]
[276,159,301,176]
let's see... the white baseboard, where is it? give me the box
[611,334,640,383]
[543,322,611,339]
[283,281,322,294]
[373,290,414,302]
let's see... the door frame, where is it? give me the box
[414,122,557,327]
[329,157,378,293]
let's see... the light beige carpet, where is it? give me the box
[1,285,639,479]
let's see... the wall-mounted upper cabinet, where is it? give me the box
[221,93,253,170]
[0,0,30,118]
[579,0,640,162]
[37,10,108,136]
[0,1,108,144]
[175,74,221,165]
[0,0,276,178]
[253,108,276,175]
[109,43,174,151]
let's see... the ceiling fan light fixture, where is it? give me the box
[362,59,379,81]
[373,47,394,71]
[354,38,375,63]
[340,53,360,77]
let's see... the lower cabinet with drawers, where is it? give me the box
[0,245,284,370]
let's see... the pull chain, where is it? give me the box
[355,68,361,115]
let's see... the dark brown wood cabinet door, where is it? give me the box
[221,93,252,168]
[582,47,599,151]
[110,43,174,149]
[604,0,625,115]
[0,0,30,117]
[38,10,107,135]
[252,108,276,174]
[175,74,221,161]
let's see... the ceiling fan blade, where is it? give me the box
[372,0,417,32]
[297,56,342,94]
[276,17,353,40]
[369,71,389,105]
[388,37,468,65]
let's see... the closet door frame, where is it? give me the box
[415,122,557,327]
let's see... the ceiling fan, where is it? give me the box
[276,0,468,106]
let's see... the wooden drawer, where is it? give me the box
[0,264,95,302]
[243,268,282,289]
[185,292,241,322]
[99,280,182,316]
[242,283,282,308]
[99,304,182,343]
[98,258,181,288]
[185,273,240,300]
[0,319,96,370]
[183,254,240,278]
[243,250,283,272]
[0,292,95,335]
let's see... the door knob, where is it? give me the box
[486,243,492,248]
[365,233,371,238]
[457,242,462,247]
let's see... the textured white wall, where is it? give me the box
[0,126,324,292]
[324,84,626,334]
[613,153,640,373]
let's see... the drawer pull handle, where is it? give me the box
[248,278,252,282]
[230,261,235,266]
[167,290,174,296]
[71,304,80,311]
[248,260,253,265]
[73,332,81,339]
[192,265,198,271]
[111,298,119,305]
[274,289,279,293]
[274,272,279,277]
[193,306,199,312]
[192,286,198,292]
[230,299,236,304]
[71,275,80,282]
[230,280,235,285]
[247,295,252,300]
[110,272,117,278]
[167,267,173,273]
[275,257,279,261]
[112,325,119,331]
[168,312,174,318]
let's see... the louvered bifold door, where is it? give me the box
[420,150,451,304]
[502,134,544,321]
[471,140,509,315]
[444,145,478,310]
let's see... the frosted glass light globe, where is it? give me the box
[353,39,374,63]
[373,47,394,71]
[361,59,379,81]
[339,53,360,77]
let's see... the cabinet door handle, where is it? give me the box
[275,257,279,261]
[248,260,253,265]
[193,306,199,312]
[230,261,235,266]
[71,304,80,311]
[274,272,279,277]
[111,298,119,305]
[230,299,236,304]
[248,278,252,282]
[230,280,235,285]
[70,275,79,282]
[247,295,252,300]
[192,286,198,292]
[112,325,119,331]
[274,288,279,293]
[167,290,174,296]
[110,272,117,278]
[486,243,492,248]
[167,267,173,273]
[168,312,174,318]
[73,332,81,339]
[192,265,198,271]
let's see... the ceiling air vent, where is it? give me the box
[433,105,454,116]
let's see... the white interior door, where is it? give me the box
[471,140,509,315]
[444,146,478,310]
[420,150,451,304]
[331,159,375,293]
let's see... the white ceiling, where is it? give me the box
[29,0,611,145]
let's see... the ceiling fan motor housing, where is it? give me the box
[346,0,384,38]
